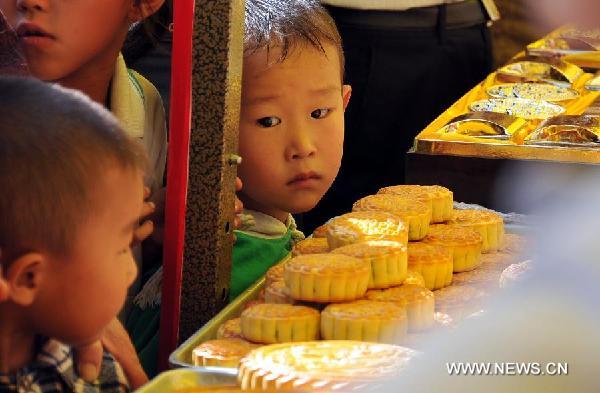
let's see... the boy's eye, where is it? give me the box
[311,108,330,119]
[256,116,281,128]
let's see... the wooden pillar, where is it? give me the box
[159,0,244,368]
[180,0,244,342]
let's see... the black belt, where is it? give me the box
[325,1,488,30]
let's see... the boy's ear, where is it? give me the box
[5,252,48,306]
[342,85,352,111]
[0,268,9,302]
[129,0,166,22]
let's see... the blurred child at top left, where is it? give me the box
[0,0,167,198]
[0,0,167,377]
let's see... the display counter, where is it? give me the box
[407,27,600,211]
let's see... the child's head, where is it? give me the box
[0,77,146,347]
[238,0,351,221]
[0,0,164,82]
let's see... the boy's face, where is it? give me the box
[30,166,142,346]
[238,43,351,221]
[0,0,133,81]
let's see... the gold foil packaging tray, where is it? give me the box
[469,98,565,120]
[437,112,519,139]
[497,56,584,85]
[526,115,600,147]
[560,28,600,51]
[527,37,576,57]
[486,83,579,102]
[585,72,600,91]
[413,27,600,163]
[561,28,600,41]
[527,33,600,56]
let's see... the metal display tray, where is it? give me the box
[169,258,283,368]
[169,223,528,371]
[136,368,237,392]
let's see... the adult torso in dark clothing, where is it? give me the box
[301,1,493,233]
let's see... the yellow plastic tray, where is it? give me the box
[169,255,291,368]
[136,368,237,392]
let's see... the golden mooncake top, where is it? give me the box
[292,237,330,256]
[266,263,286,286]
[327,211,408,242]
[312,223,329,238]
[239,340,415,380]
[378,184,435,201]
[405,269,426,287]
[407,243,452,265]
[421,185,453,198]
[331,240,407,258]
[352,194,431,219]
[366,284,434,304]
[434,285,485,307]
[378,184,452,200]
[217,318,242,339]
[241,303,319,320]
[451,209,503,226]
[284,254,370,275]
[424,224,483,246]
[192,338,260,360]
[265,280,289,297]
[322,300,407,321]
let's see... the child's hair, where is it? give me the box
[0,77,147,266]
[244,0,344,76]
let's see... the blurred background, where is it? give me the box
[492,0,553,66]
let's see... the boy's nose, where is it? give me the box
[16,0,47,13]
[285,129,316,160]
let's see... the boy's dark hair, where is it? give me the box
[244,0,344,77]
[0,77,147,266]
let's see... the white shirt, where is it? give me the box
[110,53,168,314]
[110,53,167,193]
